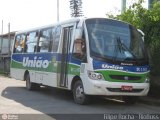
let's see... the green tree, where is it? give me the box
[70,0,83,17]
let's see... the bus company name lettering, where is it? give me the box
[102,64,124,70]
[23,56,49,68]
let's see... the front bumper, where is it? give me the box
[84,80,149,96]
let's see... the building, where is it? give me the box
[148,0,160,9]
[121,0,126,13]
[0,32,15,74]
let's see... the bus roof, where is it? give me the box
[15,17,132,35]
[15,17,81,35]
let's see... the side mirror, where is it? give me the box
[137,29,145,36]
[137,29,145,41]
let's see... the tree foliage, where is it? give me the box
[70,0,83,17]
[107,0,160,75]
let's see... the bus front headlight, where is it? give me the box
[145,77,150,83]
[87,71,104,80]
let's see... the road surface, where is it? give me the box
[0,76,159,120]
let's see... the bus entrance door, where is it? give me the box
[58,26,73,88]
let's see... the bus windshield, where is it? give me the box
[85,18,148,63]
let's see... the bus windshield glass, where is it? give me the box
[85,18,148,63]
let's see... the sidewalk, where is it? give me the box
[139,96,160,106]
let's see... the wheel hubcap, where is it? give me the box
[76,86,84,99]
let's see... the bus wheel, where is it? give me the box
[26,74,40,90]
[122,96,138,105]
[73,80,90,105]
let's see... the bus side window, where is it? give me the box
[72,29,87,62]
[21,34,25,52]
[14,35,24,53]
[38,28,52,53]
[73,36,86,62]
[52,26,61,52]
[26,31,38,53]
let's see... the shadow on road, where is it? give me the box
[1,86,130,114]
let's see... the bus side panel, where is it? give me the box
[11,53,59,87]
[11,53,26,80]
[10,68,25,80]
[34,72,57,87]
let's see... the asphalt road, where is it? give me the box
[0,76,160,120]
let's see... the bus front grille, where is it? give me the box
[109,75,141,81]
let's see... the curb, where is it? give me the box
[138,96,160,106]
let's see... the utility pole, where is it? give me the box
[148,0,152,9]
[121,0,126,13]
[1,20,3,36]
[57,0,59,22]
[1,20,4,73]
[1,20,3,55]
[8,23,11,56]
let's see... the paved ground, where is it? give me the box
[0,76,160,120]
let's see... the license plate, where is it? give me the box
[121,86,133,91]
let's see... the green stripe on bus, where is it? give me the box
[96,70,148,83]
[11,60,80,75]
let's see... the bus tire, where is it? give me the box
[26,74,40,90]
[73,80,90,105]
[122,96,138,105]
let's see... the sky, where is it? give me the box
[0,0,148,34]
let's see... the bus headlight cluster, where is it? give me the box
[87,71,104,80]
[145,77,150,83]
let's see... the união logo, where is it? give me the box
[23,56,49,68]
[102,64,124,70]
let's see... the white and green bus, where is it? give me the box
[11,18,150,104]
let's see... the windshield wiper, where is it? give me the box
[112,37,122,62]
[114,37,138,62]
